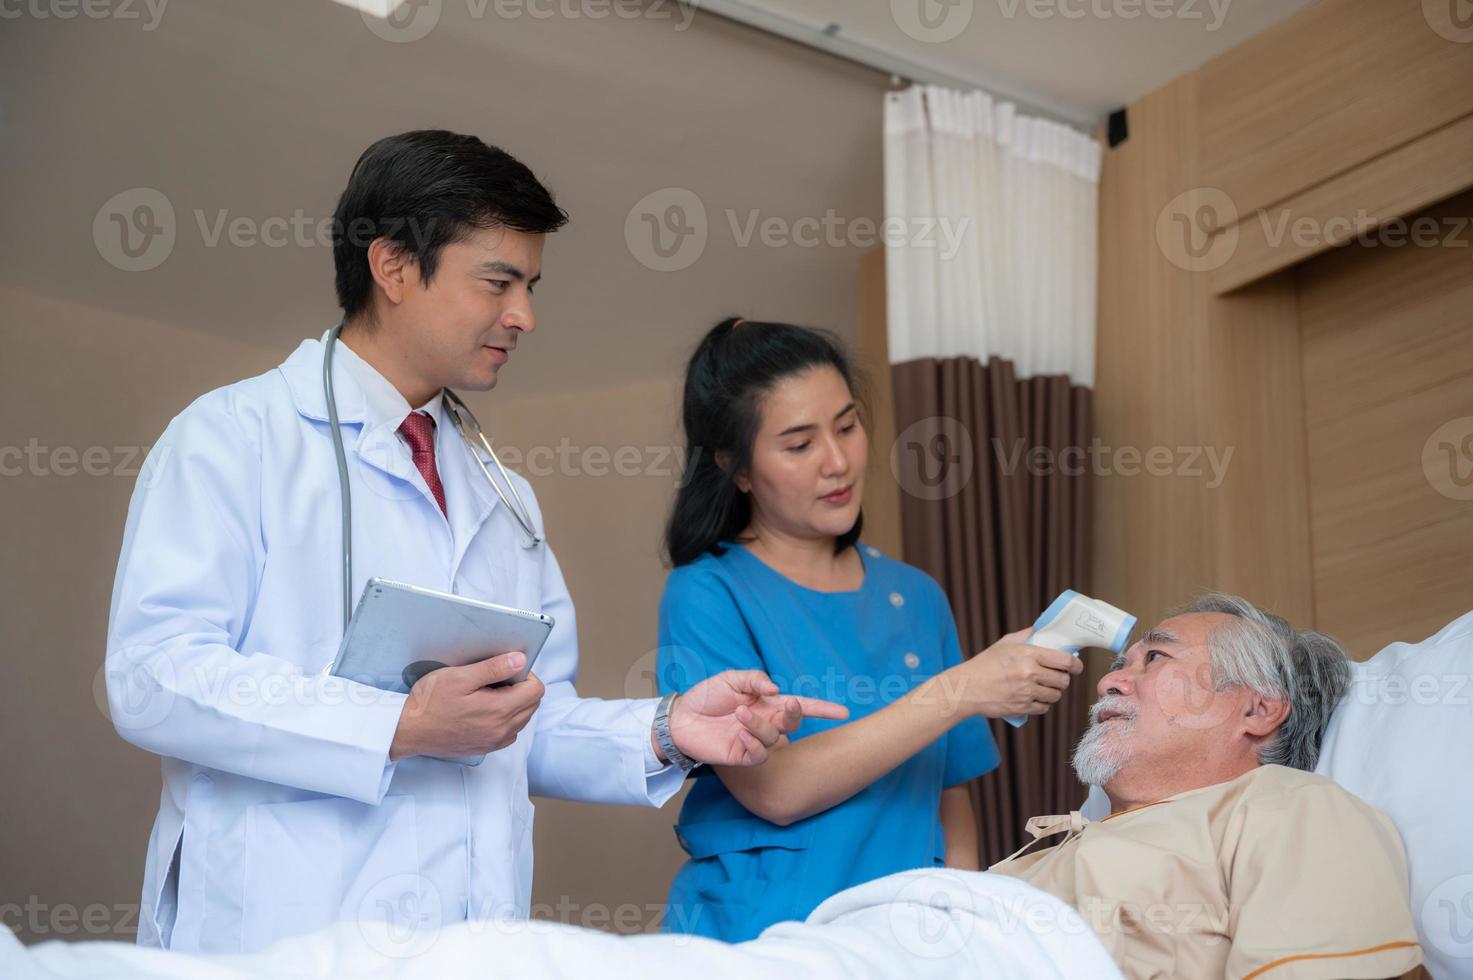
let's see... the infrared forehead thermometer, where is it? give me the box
[1005,590,1136,728]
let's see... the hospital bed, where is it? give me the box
[6,611,1470,979]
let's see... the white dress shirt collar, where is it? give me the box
[332,334,445,433]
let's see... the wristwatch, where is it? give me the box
[653,692,700,772]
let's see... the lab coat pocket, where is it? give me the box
[241,794,420,952]
[242,796,346,949]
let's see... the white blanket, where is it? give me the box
[4,870,1120,979]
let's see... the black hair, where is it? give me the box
[331,129,568,322]
[665,317,866,567]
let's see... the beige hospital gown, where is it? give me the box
[990,766,1422,979]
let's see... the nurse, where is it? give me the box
[104,132,843,955]
[656,318,1083,941]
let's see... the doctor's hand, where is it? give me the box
[389,652,544,762]
[951,629,1083,719]
[662,670,849,768]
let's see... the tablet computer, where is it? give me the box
[329,577,554,765]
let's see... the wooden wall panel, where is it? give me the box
[1094,74,1215,642]
[1202,275,1315,625]
[1198,0,1473,221]
[1210,111,1473,294]
[1296,188,1473,658]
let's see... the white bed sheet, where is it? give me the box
[3,870,1120,980]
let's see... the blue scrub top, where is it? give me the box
[655,542,1000,942]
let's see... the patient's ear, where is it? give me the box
[1242,693,1291,739]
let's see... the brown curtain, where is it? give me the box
[891,355,1094,866]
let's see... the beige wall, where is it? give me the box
[0,3,888,943]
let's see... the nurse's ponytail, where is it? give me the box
[665,317,866,567]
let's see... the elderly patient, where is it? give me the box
[990,593,1423,980]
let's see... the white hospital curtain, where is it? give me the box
[883,84,1104,866]
[883,84,1102,384]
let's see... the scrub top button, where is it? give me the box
[865,546,881,558]
[903,652,920,670]
[889,592,904,608]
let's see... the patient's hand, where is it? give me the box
[954,630,1083,718]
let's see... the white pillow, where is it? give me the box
[1316,610,1473,980]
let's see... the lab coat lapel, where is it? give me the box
[277,334,432,493]
[438,401,505,572]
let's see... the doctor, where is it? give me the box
[104,129,845,955]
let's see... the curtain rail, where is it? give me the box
[683,0,1098,129]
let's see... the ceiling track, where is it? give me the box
[684,0,1100,129]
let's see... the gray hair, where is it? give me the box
[1174,592,1351,772]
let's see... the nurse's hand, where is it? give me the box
[954,629,1083,718]
[664,670,849,767]
[388,652,545,761]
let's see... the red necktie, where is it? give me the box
[398,411,447,517]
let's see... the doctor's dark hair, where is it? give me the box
[665,317,866,567]
[332,130,568,322]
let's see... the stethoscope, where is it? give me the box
[323,322,543,629]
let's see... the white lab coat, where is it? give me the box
[105,332,685,955]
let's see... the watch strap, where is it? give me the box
[654,692,699,772]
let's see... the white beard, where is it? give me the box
[1072,717,1135,787]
